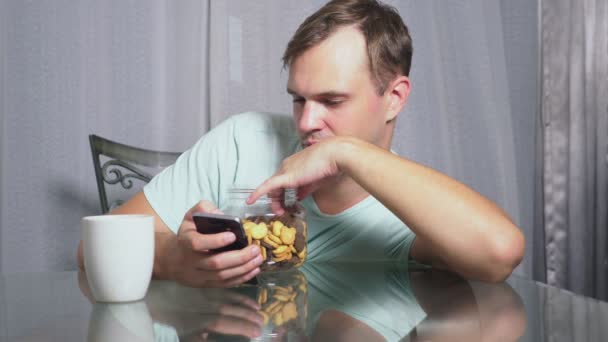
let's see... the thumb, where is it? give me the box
[185,200,222,220]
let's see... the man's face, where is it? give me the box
[287,26,393,149]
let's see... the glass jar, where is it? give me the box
[224,187,307,272]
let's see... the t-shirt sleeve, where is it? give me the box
[143,117,239,233]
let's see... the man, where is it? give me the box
[77,0,525,287]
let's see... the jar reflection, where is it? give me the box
[251,269,308,341]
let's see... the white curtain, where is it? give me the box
[0,0,538,278]
[1,0,209,272]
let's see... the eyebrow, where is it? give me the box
[286,88,350,98]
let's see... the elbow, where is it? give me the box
[483,228,526,283]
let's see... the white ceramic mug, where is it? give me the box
[82,215,154,302]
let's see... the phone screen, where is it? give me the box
[193,213,249,253]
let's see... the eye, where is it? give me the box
[292,97,305,105]
[322,98,343,107]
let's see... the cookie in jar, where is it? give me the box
[224,187,307,272]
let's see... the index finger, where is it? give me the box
[223,291,262,311]
[246,174,288,205]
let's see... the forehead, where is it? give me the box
[287,26,373,95]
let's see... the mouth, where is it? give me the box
[303,139,318,147]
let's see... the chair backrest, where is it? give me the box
[89,134,182,214]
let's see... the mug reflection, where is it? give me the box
[87,301,154,342]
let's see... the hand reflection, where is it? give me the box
[79,270,263,340]
[145,281,264,340]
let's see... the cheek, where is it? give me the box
[331,102,376,137]
[366,97,385,119]
[363,99,385,129]
[362,99,389,141]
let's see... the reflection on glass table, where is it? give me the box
[1,263,607,341]
[79,262,524,341]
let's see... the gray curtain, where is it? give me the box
[541,0,608,300]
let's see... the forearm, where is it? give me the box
[154,231,178,280]
[336,137,524,280]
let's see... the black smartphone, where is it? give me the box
[197,332,251,342]
[193,212,249,253]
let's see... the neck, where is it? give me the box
[312,175,370,215]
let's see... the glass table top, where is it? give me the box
[0,263,606,341]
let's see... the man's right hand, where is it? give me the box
[163,200,263,288]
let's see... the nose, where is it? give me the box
[297,101,325,134]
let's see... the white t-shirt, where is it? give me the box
[144,112,416,262]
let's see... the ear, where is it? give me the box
[384,76,410,123]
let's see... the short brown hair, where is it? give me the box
[282,0,413,94]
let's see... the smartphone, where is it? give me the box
[193,212,249,253]
[198,332,251,342]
